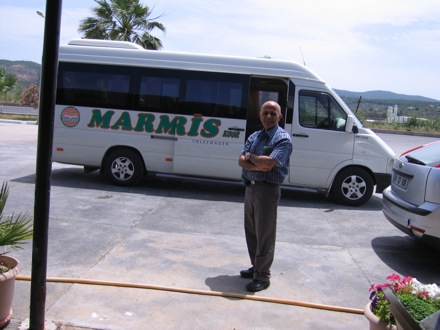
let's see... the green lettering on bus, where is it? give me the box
[87,109,222,138]
[111,111,133,131]
[187,114,204,137]
[174,116,188,136]
[134,113,156,132]
[87,109,114,129]
[155,115,188,135]
[200,119,221,138]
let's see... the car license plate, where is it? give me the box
[393,174,408,189]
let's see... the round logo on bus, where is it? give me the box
[60,107,80,127]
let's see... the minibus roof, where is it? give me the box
[60,39,323,82]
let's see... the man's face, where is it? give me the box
[259,106,281,130]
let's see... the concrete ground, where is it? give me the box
[1,121,439,330]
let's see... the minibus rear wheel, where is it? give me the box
[330,167,374,206]
[104,149,144,186]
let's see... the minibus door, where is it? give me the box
[289,89,355,188]
[246,77,288,139]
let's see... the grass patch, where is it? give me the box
[366,121,440,136]
[0,113,37,121]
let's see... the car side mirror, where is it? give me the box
[345,115,358,133]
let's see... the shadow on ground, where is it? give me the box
[372,236,440,284]
[12,166,382,211]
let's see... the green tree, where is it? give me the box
[0,67,18,101]
[78,0,166,50]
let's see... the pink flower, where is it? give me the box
[402,276,413,283]
[386,273,401,282]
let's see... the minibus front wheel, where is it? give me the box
[330,167,374,206]
[104,149,144,186]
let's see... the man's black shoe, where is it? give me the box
[246,279,270,292]
[240,267,254,278]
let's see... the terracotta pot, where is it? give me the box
[364,302,397,330]
[0,256,21,328]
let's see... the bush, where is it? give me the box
[20,84,39,109]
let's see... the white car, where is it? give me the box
[382,140,440,249]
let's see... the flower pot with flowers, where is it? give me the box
[366,273,440,330]
[0,181,33,328]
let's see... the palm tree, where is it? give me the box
[78,0,166,50]
[0,67,17,101]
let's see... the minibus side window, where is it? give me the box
[138,76,180,113]
[181,73,247,119]
[57,63,248,119]
[57,63,131,109]
[298,91,347,131]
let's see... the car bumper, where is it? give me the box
[382,186,440,249]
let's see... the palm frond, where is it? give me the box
[0,214,33,250]
[0,181,10,215]
[0,181,33,252]
[78,0,165,49]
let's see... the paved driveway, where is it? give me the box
[1,122,439,329]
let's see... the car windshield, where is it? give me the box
[404,142,440,167]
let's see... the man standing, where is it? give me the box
[238,101,292,292]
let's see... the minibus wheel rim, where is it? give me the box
[331,167,374,206]
[104,149,144,186]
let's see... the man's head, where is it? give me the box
[259,101,282,131]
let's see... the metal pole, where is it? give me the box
[29,1,63,329]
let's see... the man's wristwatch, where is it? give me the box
[245,153,252,161]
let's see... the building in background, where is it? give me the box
[387,105,409,123]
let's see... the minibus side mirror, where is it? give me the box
[345,115,358,133]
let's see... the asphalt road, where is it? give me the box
[0,105,36,115]
[1,121,439,330]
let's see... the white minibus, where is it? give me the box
[53,38,396,206]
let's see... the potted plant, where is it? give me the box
[366,273,440,329]
[0,181,33,328]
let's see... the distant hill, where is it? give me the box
[335,89,439,102]
[0,60,41,90]
[335,89,440,121]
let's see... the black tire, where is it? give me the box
[104,149,144,186]
[330,167,374,206]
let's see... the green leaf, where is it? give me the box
[0,181,33,251]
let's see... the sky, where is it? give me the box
[1,0,440,100]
